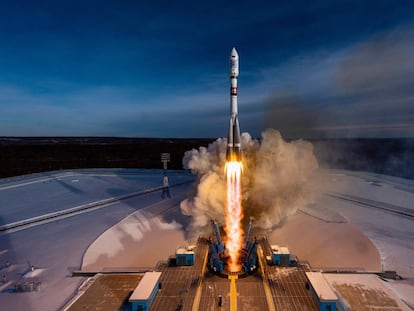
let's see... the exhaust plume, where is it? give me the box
[180,128,318,234]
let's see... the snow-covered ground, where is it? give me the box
[0,169,191,225]
[315,170,414,278]
[0,169,195,311]
[82,188,194,270]
[1,168,413,310]
[313,170,414,308]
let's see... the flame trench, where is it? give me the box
[225,161,243,272]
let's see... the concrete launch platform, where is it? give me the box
[65,274,143,310]
[150,237,318,311]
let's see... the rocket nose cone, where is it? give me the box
[231,47,239,59]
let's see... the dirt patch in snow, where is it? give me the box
[334,283,401,310]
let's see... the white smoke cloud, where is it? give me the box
[180,128,318,233]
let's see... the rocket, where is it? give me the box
[226,47,242,162]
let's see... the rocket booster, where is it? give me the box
[226,47,241,162]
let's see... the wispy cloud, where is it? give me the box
[0,81,230,137]
[262,23,414,138]
[0,2,413,138]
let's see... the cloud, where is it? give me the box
[262,23,414,138]
[1,19,413,138]
[0,82,230,137]
[338,29,414,95]
[0,84,139,136]
[180,129,319,233]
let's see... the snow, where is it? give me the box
[0,169,194,311]
[0,169,192,225]
[82,194,193,270]
[384,279,414,310]
[312,169,414,307]
[23,268,46,278]
[1,168,413,310]
[268,169,414,307]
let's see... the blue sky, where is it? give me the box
[0,0,413,138]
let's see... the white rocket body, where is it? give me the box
[226,47,241,161]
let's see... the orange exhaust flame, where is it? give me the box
[225,161,243,272]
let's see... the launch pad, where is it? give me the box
[150,236,318,311]
[66,49,317,310]
[207,219,259,277]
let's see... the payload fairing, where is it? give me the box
[226,47,242,162]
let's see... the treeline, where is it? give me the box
[1,137,413,180]
[312,138,414,180]
[0,137,213,178]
